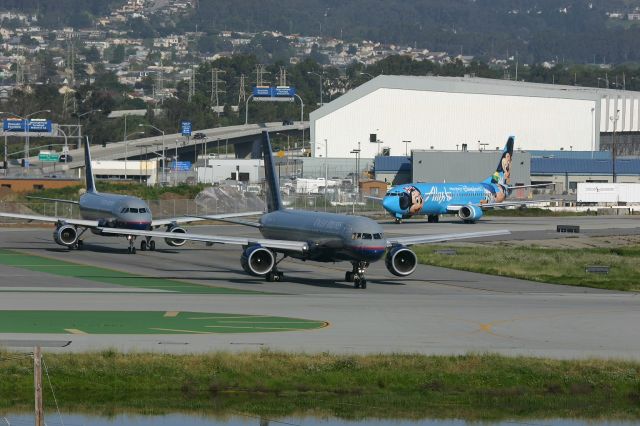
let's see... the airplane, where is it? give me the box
[97,130,510,289]
[378,136,551,224]
[0,138,260,253]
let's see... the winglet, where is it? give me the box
[261,131,282,212]
[84,136,97,193]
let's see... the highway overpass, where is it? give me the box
[21,122,308,174]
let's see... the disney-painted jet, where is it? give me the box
[380,136,546,223]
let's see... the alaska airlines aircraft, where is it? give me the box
[99,130,509,288]
[381,136,545,224]
[0,139,259,253]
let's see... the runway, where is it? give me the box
[0,215,638,358]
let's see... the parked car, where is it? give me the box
[282,119,294,125]
[193,132,206,139]
[59,154,73,163]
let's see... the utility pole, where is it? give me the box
[188,65,196,102]
[156,59,165,104]
[34,346,44,426]
[210,68,226,116]
[278,66,287,86]
[237,74,247,106]
[255,64,270,86]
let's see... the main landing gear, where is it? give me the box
[139,237,156,252]
[265,254,287,282]
[127,235,137,254]
[345,261,369,289]
[394,217,403,224]
[427,214,439,223]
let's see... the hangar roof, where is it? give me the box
[310,75,634,123]
[532,158,640,175]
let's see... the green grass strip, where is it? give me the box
[0,311,327,334]
[414,244,640,291]
[0,249,262,294]
[1,351,639,420]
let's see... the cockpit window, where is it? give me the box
[129,208,139,213]
[121,208,129,213]
[139,208,146,213]
[362,233,372,240]
[373,233,383,239]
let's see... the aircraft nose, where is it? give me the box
[382,196,397,213]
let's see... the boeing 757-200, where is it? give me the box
[98,130,510,288]
[0,138,260,253]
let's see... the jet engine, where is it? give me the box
[457,205,484,222]
[164,225,187,247]
[53,224,78,248]
[240,246,275,276]
[385,246,418,277]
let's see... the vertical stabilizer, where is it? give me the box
[483,136,514,187]
[84,136,97,193]
[261,131,282,212]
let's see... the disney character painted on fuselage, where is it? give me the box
[490,149,512,203]
[399,185,424,215]
[381,136,517,223]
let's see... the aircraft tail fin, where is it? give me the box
[483,136,514,187]
[261,130,282,212]
[84,136,97,193]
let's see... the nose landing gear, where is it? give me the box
[345,261,369,289]
[127,236,137,254]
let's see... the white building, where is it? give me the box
[310,75,640,158]
[197,159,262,184]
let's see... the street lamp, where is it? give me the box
[307,71,324,106]
[610,109,620,183]
[139,124,166,185]
[350,145,361,212]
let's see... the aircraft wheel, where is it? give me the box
[77,240,83,249]
[149,240,156,251]
[127,246,132,254]
[354,278,361,289]
[140,240,147,251]
[394,218,402,224]
[345,271,353,282]
[360,278,367,289]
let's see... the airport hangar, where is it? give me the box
[309,75,640,192]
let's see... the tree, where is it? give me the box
[110,45,125,64]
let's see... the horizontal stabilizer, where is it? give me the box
[387,230,510,247]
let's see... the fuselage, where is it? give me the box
[383,182,507,219]
[79,192,152,230]
[259,209,386,262]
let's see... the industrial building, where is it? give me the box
[310,75,640,158]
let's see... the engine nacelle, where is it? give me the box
[53,224,78,248]
[458,205,484,222]
[164,225,187,247]
[240,246,275,276]
[385,246,418,277]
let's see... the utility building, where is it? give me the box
[310,75,640,158]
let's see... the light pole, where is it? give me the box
[139,124,166,185]
[610,109,620,183]
[76,109,102,149]
[591,107,595,159]
[402,140,411,156]
[350,146,361,213]
[124,131,144,180]
[308,71,324,106]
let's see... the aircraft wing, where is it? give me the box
[151,211,263,227]
[26,196,80,205]
[387,230,510,247]
[0,212,99,227]
[97,227,308,253]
